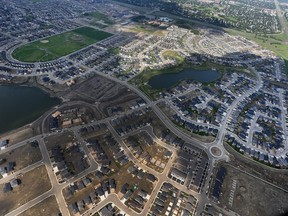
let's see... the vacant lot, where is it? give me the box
[0,142,42,172]
[162,50,185,63]
[83,11,114,25]
[0,128,34,146]
[12,27,112,62]
[63,75,141,117]
[0,165,51,215]
[218,163,288,216]
[19,195,60,216]
[225,143,288,191]
[44,131,76,150]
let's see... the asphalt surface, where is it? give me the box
[1,63,266,216]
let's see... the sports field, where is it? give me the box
[12,27,112,62]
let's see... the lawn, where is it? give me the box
[127,25,156,34]
[12,27,112,62]
[83,11,114,25]
[226,28,288,60]
[162,50,185,63]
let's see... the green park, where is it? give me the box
[12,27,112,62]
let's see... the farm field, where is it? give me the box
[12,27,112,62]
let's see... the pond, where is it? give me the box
[0,85,61,134]
[148,68,221,89]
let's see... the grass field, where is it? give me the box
[227,29,288,73]
[226,29,288,60]
[12,27,112,62]
[162,50,185,64]
[83,11,114,25]
[127,25,156,34]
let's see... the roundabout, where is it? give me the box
[209,145,223,158]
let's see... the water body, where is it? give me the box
[148,68,221,89]
[0,85,60,134]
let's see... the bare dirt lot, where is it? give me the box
[44,131,76,150]
[0,128,34,146]
[62,75,141,117]
[225,143,288,191]
[0,165,51,215]
[0,142,42,172]
[211,146,222,157]
[218,163,288,216]
[63,75,118,103]
[19,195,60,216]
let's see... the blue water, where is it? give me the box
[148,68,220,89]
[0,85,60,134]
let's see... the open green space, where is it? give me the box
[83,11,114,25]
[12,27,112,62]
[226,28,288,64]
[150,9,288,66]
[128,25,156,34]
[162,50,185,63]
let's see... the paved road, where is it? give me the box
[3,131,100,216]
[3,64,263,216]
[2,70,225,216]
[5,136,70,216]
[106,123,206,214]
[94,71,215,153]
[0,135,42,155]
[0,161,43,185]
[83,193,136,216]
[0,2,284,215]
[211,66,263,154]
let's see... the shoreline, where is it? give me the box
[0,79,62,136]
[0,76,62,100]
